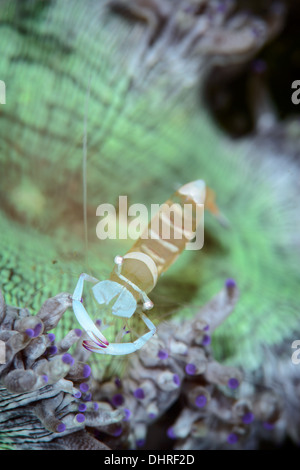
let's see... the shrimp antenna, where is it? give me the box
[83,76,92,267]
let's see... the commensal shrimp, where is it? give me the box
[72,180,221,355]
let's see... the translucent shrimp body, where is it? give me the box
[72,180,214,355]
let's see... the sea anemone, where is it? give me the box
[1,279,299,450]
[0,0,299,450]
[0,290,123,450]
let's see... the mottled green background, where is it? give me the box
[0,0,299,373]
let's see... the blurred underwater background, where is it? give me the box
[0,0,300,450]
